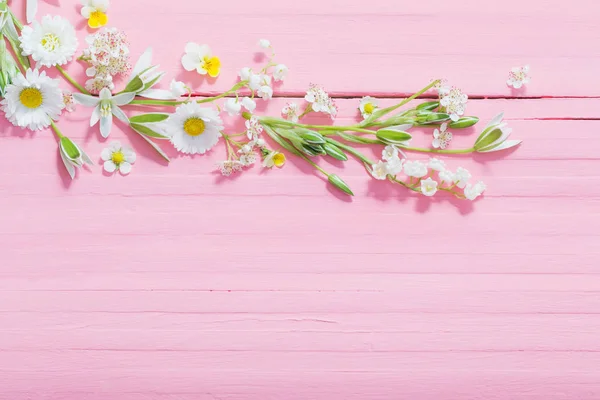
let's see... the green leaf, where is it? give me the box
[337,132,382,145]
[416,101,440,111]
[130,122,168,139]
[449,116,479,129]
[474,128,503,151]
[129,113,170,124]
[59,137,81,160]
[136,132,170,163]
[376,128,413,145]
[123,76,144,93]
[143,72,164,91]
[328,174,354,196]
[322,143,348,161]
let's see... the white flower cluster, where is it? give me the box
[439,85,468,122]
[304,84,338,119]
[82,28,131,93]
[216,119,267,176]
[371,151,486,200]
[507,65,531,89]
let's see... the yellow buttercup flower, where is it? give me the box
[81,0,109,29]
[263,151,286,169]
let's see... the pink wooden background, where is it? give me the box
[1,0,600,398]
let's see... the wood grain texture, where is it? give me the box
[1,0,599,399]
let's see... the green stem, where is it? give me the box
[401,146,475,155]
[374,80,440,120]
[130,85,245,107]
[50,121,64,139]
[388,176,421,193]
[56,65,91,95]
[325,138,375,165]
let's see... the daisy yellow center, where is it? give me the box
[19,88,43,109]
[41,33,61,52]
[111,151,125,165]
[364,103,375,114]
[183,118,206,136]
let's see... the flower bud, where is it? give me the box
[328,174,354,196]
[416,101,440,111]
[449,116,479,129]
[294,128,325,144]
[0,39,19,96]
[416,111,451,125]
[322,142,348,161]
[58,136,93,179]
[376,126,413,146]
[474,113,521,152]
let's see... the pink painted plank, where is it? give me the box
[17,0,600,97]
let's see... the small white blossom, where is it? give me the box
[359,96,379,119]
[305,84,337,120]
[258,39,271,49]
[101,141,136,175]
[282,102,300,122]
[257,85,273,100]
[170,80,187,97]
[239,152,257,167]
[62,90,76,112]
[464,181,487,201]
[420,178,438,197]
[433,123,453,149]
[507,65,531,89]
[224,98,242,116]
[386,157,405,176]
[403,160,428,178]
[239,67,252,81]
[438,169,454,184]
[245,116,263,140]
[273,64,288,81]
[241,97,256,113]
[428,158,446,171]
[382,145,398,162]
[439,87,468,122]
[217,160,243,176]
[453,167,472,189]
[370,161,389,180]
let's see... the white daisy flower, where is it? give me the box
[258,39,271,49]
[224,98,242,116]
[101,141,136,175]
[164,103,224,155]
[19,15,78,67]
[420,177,438,197]
[0,69,64,131]
[181,43,221,77]
[273,64,288,81]
[359,96,379,119]
[81,0,110,29]
[282,102,300,122]
[432,123,453,149]
[73,88,135,138]
[507,65,531,89]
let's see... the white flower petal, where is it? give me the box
[103,160,117,173]
[119,162,132,175]
[100,114,113,138]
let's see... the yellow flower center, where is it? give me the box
[364,103,375,114]
[183,118,206,136]
[40,33,61,52]
[19,88,43,109]
[111,151,125,165]
[273,153,286,168]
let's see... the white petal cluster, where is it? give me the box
[305,84,337,119]
[370,145,405,180]
[432,122,453,149]
[507,65,530,89]
[82,28,131,93]
[101,141,136,175]
[439,86,468,122]
[281,102,300,123]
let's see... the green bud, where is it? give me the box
[322,143,348,161]
[59,137,82,161]
[0,39,19,96]
[328,174,354,196]
[473,113,522,153]
[123,76,144,93]
[449,116,479,129]
[302,143,326,156]
[416,101,440,111]
[416,111,450,125]
[376,126,413,145]
[474,128,504,151]
[241,112,253,120]
[294,128,325,144]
